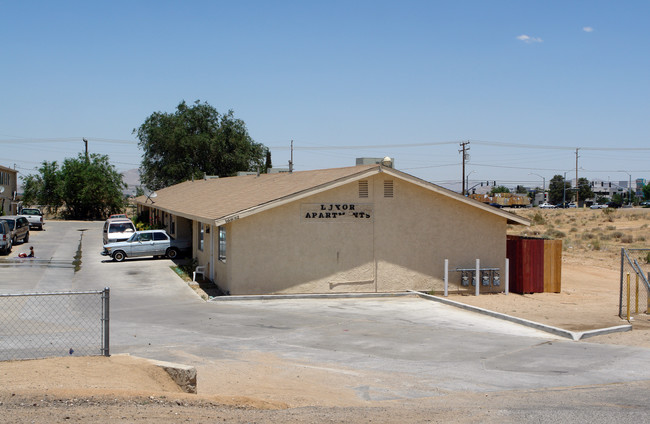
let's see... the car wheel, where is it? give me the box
[38,225,43,231]
[12,236,17,245]
[166,247,179,259]
[24,232,29,243]
[113,251,126,262]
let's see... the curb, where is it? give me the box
[146,358,197,394]
[410,290,632,341]
[208,291,415,302]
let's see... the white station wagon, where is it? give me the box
[102,229,190,262]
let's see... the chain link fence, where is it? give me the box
[0,288,109,361]
[620,249,650,319]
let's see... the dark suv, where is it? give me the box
[0,215,30,244]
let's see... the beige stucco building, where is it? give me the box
[0,164,19,215]
[136,164,529,295]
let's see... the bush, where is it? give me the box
[606,225,616,231]
[612,231,623,239]
[621,234,634,243]
[591,240,601,251]
[532,212,545,225]
[570,227,578,233]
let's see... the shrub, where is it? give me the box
[570,227,578,233]
[532,212,545,225]
[581,232,595,240]
[637,235,646,242]
[621,234,634,243]
[591,240,601,251]
[612,231,623,239]
[606,225,616,231]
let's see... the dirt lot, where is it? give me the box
[1,208,649,422]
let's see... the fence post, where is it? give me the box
[475,259,480,296]
[444,259,449,297]
[619,248,624,317]
[102,287,110,357]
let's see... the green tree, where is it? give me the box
[515,185,528,194]
[21,161,64,213]
[643,184,650,201]
[60,153,126,220]
[577,177,593,203]
[548,175,571,204]
[134,100,268,190]
[490,186,510,194]
[610,193,624,207]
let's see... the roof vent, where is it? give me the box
[384,180,394,198]
[359,180,369,198]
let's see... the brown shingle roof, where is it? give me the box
[136,164,530,226]
[136,165,379,222]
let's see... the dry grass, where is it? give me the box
[508,207,650,268]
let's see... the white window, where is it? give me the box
[218,226,226,262]
[198,223,204,251]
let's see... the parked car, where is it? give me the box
[102,218,136,245]
[539,203,555,209]
[606,202,622,208]
[590,203,608,209]
[101,229,191,262]
[0,220,12,254]
[568,203,577,208]
[20,208,44,230]
[641,201,650,208]
[0,215,30,244]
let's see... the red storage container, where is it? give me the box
[507,236,545,294]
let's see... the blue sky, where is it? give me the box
[1,0,648,190]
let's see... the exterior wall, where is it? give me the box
[221,173,507,295]
[192,220,213,279]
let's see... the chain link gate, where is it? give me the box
[0,288,110,361]
[620,249,650,320]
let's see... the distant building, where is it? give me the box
[0,164,19,215]
[636,178,646,198]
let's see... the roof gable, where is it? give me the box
[136,165,530,226]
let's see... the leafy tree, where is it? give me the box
[60,153,126,220]
[515,185,527,194]
[490,186,510,194]
[643,184,650,201]
[135,100,268,190]
[548,175,571,204]
[21,161,63,213]
[577,177,593,203]
[610,193,624,207]
[22,154,126,220]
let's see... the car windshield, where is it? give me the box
[22,209,40,215]
[109,223,134,233]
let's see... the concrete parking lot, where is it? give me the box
[3,221,650,418]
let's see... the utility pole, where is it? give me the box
[575,148,580,205]
[288,140,294,173]
[83,138,89,162]
[459,141,470,195]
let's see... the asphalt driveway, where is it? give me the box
[4,221,650,416]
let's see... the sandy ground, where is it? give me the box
[2,207,649,422]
